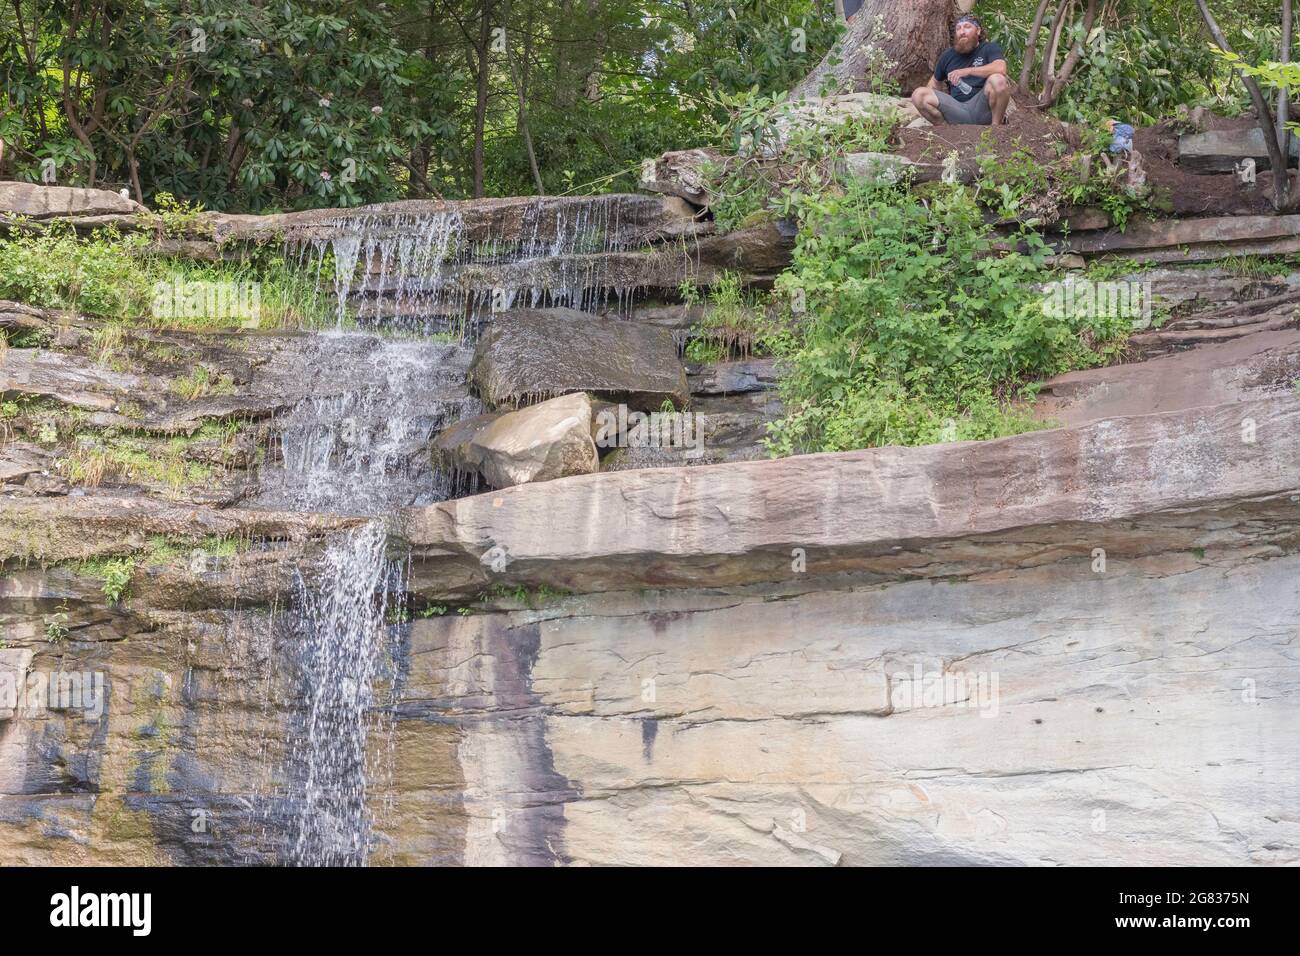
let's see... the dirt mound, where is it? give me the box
[1134,121,1276,217]
[896,101,1071,167]
[895,105,1278,219]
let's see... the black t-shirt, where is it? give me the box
[934,41,1005,102]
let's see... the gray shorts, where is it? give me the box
[936,89,992,125]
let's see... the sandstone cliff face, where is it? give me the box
[2,191,1298,866]
[3,397,1297,865]
[386,551,1298,866]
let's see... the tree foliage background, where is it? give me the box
[0,0,1292,211]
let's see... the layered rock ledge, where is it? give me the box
[399,396,1300,598]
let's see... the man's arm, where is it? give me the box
[947,58,1007,85]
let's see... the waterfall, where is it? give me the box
[260,195,643,864]
[248,334,479,514]
[286,520,404,867]
[289,194,651,334]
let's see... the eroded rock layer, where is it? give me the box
[3,395,1297,865]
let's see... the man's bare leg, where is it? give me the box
[985,74,1011,126]
[911,87,945,124]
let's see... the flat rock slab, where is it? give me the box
[1063,214,1300,257]
[0,181,145,218]
[0,442,56,487]
[0,495,361,563]
[1178,128,1300,173]
[0,348,148,411]
[1127,267,1300,317]
[1035,327,1300,427]
[400,394,1300,597]
[469,309,689,411]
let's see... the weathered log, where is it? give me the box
[1065,213,1300,255]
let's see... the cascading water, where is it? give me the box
[261,195,647,864]
[286,521,404,866]
[290,194,654,334]
[247,334,480,514]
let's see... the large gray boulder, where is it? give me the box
[433,392,598,489]
[0,181,146,218]
[470,309,689,411]
[1177,128,1300,173]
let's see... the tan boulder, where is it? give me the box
[434,392,598,489]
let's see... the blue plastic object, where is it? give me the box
[1109,123,1135,153]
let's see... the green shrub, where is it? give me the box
[0,225,153,318]
[45,608,71,643]
[81,557,137,605]
[0,227,334,329]
[765,179,1128,456]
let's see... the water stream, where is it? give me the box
[286,521,404,866]
[248,333,479,514]
[290,194,655,334]
[267,195,642,865]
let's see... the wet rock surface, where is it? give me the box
[1,307,478,511]
[6,393,1297,865]
[3,192,1299,866]
[469,309,689,411]
[1038,327,1300,427]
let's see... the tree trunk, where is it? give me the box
[472,0,492,198]
[791,0,956,98]
[1019,0,1054,90]
[1279,0,1293,157]
[1195,0,1294,211]
[504,0,544,195]
[1042,0,1098,107]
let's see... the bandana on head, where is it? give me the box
[955,14,982,30]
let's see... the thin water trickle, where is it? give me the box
[287,521,403,867]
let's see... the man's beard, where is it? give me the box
[954,35,979,54]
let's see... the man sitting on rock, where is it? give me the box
[910,15,1011,127]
